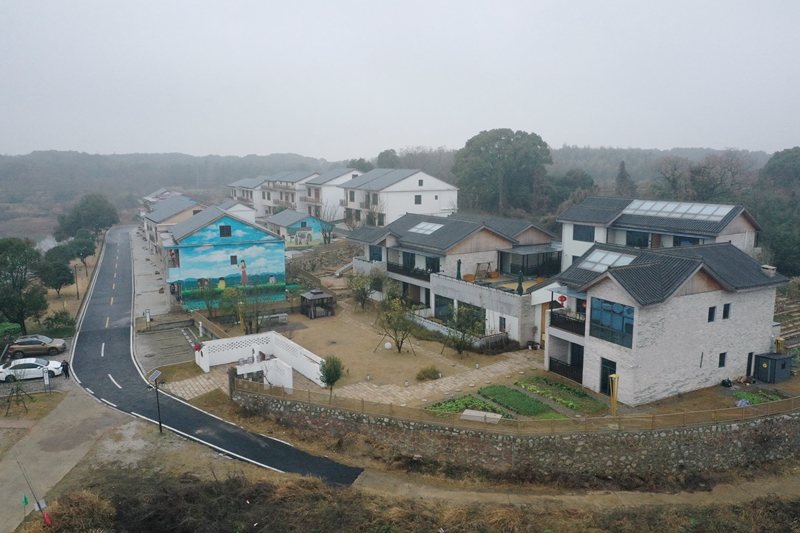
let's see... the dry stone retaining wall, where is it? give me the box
[233,390,800,476]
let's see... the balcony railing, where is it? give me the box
[387,262,434,281]
[550,310,586,336]
[549,358,583,384]
[360,201,371,209]
[340,199,347,207]
[300,196,321,204]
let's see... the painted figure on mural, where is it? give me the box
[240,260,248,286]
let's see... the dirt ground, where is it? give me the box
[0,392,65,459]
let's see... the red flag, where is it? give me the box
[43,512,51,526]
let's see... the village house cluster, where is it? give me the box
[140,178,788,407]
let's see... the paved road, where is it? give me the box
[72,227,362,485]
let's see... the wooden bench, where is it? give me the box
[460,409,502,424]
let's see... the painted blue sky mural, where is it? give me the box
[167,215,285,287]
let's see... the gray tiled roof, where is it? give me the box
[228,177,259,188]
[340,169,426,191]
[349,213,520,254]
[348,226,392,245]
[145,197,198,223]
[169,206,226,241]
[169,206,273,242]
[144,187,170,198]
[306,168,357,185]
[265,209,312,227]
[557,243,787,306]
[262,170,319,184]
[448,212,555,239]
[556,197,759,236]
[217,199,238,210]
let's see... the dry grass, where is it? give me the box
[154,361,205,383]
[2,391,66,420]
[19,491,115,533]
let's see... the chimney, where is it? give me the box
[761,265,777,278]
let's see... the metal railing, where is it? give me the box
[550,310,586,336]
[300,196,321,204]
[386,261,432,281]
[233,377,800,436]
[548,358,583,384]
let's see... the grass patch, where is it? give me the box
[416,365,440,381]
[478,384,555,417]
[153,361,205,383]
[1,390,66,420]
[732,391,782,405]
[426,395,513,419]
[517,376,609,415]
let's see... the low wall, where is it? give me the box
[233,391,800,477]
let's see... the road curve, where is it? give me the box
[71,226,362,485]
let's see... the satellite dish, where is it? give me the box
[385,342,392,350]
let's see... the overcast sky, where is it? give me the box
[1,1,798,160]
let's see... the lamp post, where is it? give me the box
[149,370,163,433]
[609,373,619,418]
[74,264,80,299]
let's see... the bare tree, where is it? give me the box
[319,202,339,245]
[653,156,692,200]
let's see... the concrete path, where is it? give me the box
[0,383,124,533]
[162,366,228,400]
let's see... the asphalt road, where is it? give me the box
[71,227,362,485]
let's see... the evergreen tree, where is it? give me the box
[615,161,637,197]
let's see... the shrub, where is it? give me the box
[416,365,440,381]
[0,321,22,339]
[43,310,76,331]
[478,385,553,416]
[733,391,782,405]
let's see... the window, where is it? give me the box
[625,231,649,248]
[369,245,382,262]
[349,191,355,202]
[378,213,385,226]
[723,303,731,319]
[262,191,266,200]
[718,352,727,368]
[230,255,237,265]
[499,316,506,333]
[308,206,312,214]
[414,195,422,205]
[280,192,284,200]
[409,222,443,234]
[300,221,307,228]
[267,192,271,201]
[418,179,424,186]
[435,195,438,200]
[590,298,634,348]
[677,236,701,246]
[307,187,311,196]
[425,256,440,273]
[219,225,232,238]
[572,255,581,265]
[572,224,595,243]
[372,193,378,204]
[708,306,716,322]
[355,210,361,222]
[193,209,202,215]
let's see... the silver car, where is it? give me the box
[0,358,64,382]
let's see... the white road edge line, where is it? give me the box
[108,374,122,389]
[129,412,284,473]
[100,398,117,408]
[101,342,105,357]
[85,388,94,394]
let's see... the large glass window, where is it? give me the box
[425,256,440,273]
[573,224,595,243]
[369,245,382,262]
[590,298,634,348]
[625,231,649,248]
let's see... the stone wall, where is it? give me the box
[233,390,800,476]
[287,243,363,273]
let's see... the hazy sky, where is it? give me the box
[1,1,798,160]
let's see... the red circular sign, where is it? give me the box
[557,295,567,303]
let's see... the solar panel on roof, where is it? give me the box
[578,250,636,273]
[622,201,733,222]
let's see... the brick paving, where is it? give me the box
[162,365,229,400]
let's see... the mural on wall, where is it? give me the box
[284,218,324,248]
[166,216,287,309]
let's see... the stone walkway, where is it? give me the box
[162,366,229,400]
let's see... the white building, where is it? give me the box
[544,242,786,406]
[301,168,362,220]
[557,197,762,272]
[142,196,205,253]
[340,169,458,227]
[349,212,561,345]
[228,171,321,220]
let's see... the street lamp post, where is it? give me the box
[609,373,619,418]
[149,370,163,433]
[74,264,80,299]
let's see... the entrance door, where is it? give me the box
[746,352,754,376]
[570,343,584,372]
[600,358,616,396]
[402,252,415,270]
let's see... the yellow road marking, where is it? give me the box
[105,317,109,328]
[110,297,114,306]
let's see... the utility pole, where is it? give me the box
[74,264,80,299]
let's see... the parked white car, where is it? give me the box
[0,358,64,382]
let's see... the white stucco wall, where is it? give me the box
[443,251,499,278]
[561,223,607,270]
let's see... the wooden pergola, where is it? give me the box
[300,289,335,319]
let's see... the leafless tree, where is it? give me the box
[318,202,339,245]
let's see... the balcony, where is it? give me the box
[339,199,347,207]
[386,262,433,281]
[300,196,321,205]
[549,358,583,384]
[360,201,371,209]
[235,195,254,207]
[550,310,586,336]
